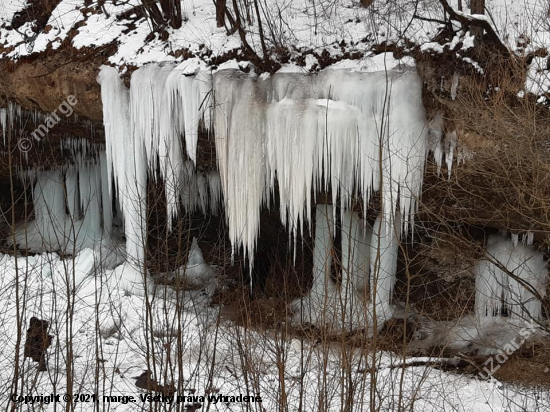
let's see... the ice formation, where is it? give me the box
[341,209,371,296]
[98,56,428,267]
[97,63,218,257]
[295,205,402,331]
[295,205,367,330]
[369,212,401,321]
[450,73,460,100]
[14,162,110,253]
[428,112,445,174]
[214,62,428,263]
[95,55,429,319]
[475,233,547,320]
[98,66,145,262]
[427,111,458,179]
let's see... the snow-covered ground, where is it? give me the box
[0,249,549,411]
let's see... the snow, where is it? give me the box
[410,314,544,357]
[0,249,548,411]
[0,0,26,20]
[525,56,550,97]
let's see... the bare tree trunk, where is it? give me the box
[141,0,182,30]
[471,0,485,14]
[215,0,226,27]
[470,0,485,38]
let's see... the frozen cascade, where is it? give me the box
[65,170,80,220]
[214,72,266,264]
[99,152,113,232]
[31,170,67,249]
[98,56,428,268]
[98,66,148,263]
[294,205,367,330]
[475,234,547,320]
[97,65,221,270]
[78,162,103,241]
[96,55,427,311]
[208,171,222,216]
[341,210,371,296]
[13,164,111,253]
[295,205,401,331]
[370,212,401,322]
[214,60,428,262]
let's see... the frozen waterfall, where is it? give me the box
[475,233,547,320]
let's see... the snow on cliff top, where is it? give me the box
[0,1,548,95]
[0,1,548,63]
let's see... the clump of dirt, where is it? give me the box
[134,370,176,396]
[492,340,550,387]
[24,316,53,371]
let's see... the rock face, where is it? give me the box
[0,47,108,121]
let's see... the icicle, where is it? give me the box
[294,204,368,331]
[98,66,146,261]
[475,234,547,320]
[341,210,371,295]
[65,169,80,220]
[526,232,534,246]
[511,233,519,247]
[428,112,444,175]
[214,71,266,264]
[21,170,68,251]
[78,163,103,240]
[97,57,428,284]
[214,60,428,261]
[0,108,7,144]
[450,72,459,100]
[445,130,457,179]
[100,152,113,233]
[197,173,208,214]
[369,212,399,321]
[165,59,212,165]
[207,171,222,215]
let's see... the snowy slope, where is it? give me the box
[0,250,549,411]
[0,1,547,65]
[1,1,548,98]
